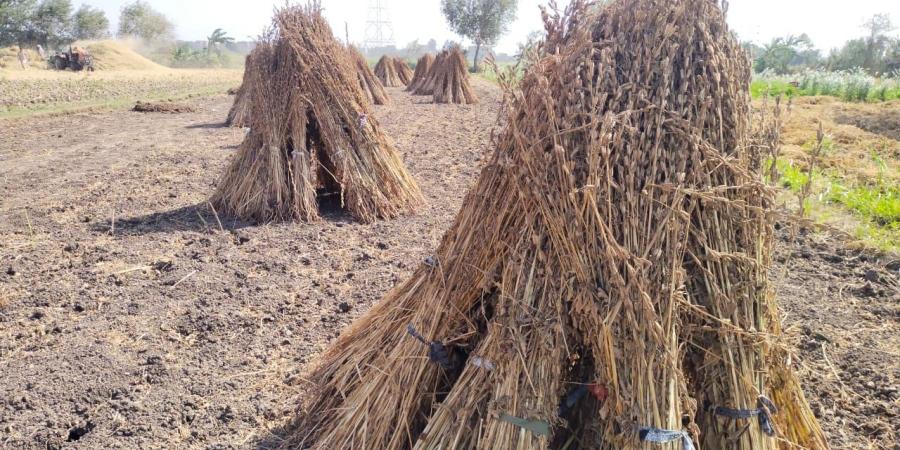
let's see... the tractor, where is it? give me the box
[50,46,94,72]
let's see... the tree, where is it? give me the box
[0,0,37,45]
[754,35,820,74]
[827,39,868,71]
[827,14,898,74]
[31,0,74,48]
[73,4,108,40]
[118,0,173,42]
[404,39,422,57]
[440,0,517,72]
[206,28,233,55]
[861,13,895,73]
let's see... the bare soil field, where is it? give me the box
[0,81,897,449]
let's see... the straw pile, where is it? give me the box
[349,45,390,106]
[411,50,446,95]
[406,53,434,93]
[279,0,826,449]
[211,3,423,224]
[431,46,477,104]
[225,53,254,127]
[132,101,195,113]
[394,58,414,85]
[374,55,405,87]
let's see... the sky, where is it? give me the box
[79,0,900,54]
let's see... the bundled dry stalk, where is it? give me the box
[279,0,826,449]
[349,45,390,106]
[210,3,422,223]
[412,50,447,96]
[432,46,477,104]
[225,53,254,127]
[394,58,414,85]
[406,53,435,93]
[375,55,405,87]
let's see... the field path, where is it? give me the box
[0,81,896,449]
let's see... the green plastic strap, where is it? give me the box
[498,413,551,437]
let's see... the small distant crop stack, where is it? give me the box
[274,0,827,449]
[412,51,447,96]
[406,53,435,93]
[431,46,477,105]
[374,55,404,87]
[225,53,255,127]
[348,45,390,106]
[211,3,422,224]
[393,58,413,85]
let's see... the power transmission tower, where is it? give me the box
[364,0,395,50]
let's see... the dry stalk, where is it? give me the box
[211,2,423,223]
[798,123,826,217]
[349,45,390,106]
[277,1,827,449]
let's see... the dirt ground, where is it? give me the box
[0,81,897,450]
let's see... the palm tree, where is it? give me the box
[206,28,235,55]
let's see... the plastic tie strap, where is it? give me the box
[498,413,550,437]
[713,395,778,436]
[406,324,454,370]
[470,356,495,370]
[559,385,589,416]
[558,383,609,416]
[639,427,696,450]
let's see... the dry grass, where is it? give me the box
[210,2,423,224]
[278,0,825,449]
[778,97,899,184]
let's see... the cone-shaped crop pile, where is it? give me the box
[349,45,390,106]
[431,45,477,104]
[211,3,423,224]
[406,53,434,93]
[225,53,254,127]
[279,0,827,449]
[374,55,405,87]
[411,50,446,96]
[394,58,414,85]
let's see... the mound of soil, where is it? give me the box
[132,101,196,113]
[834,106,900,141]
[75,40,165,71]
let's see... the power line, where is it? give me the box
[364,0,395,49]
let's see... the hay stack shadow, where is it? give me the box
[91,203,251,236]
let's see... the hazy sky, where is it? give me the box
[80,0,900,53]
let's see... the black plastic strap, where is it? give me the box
[406,324,454,370]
